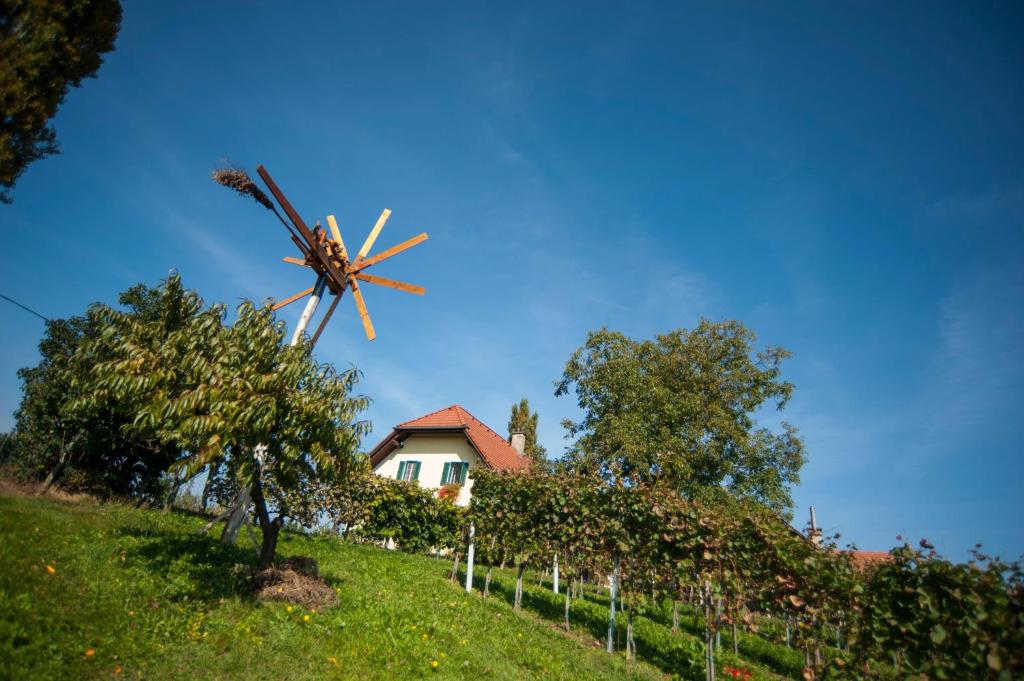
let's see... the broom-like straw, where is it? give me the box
[211,167,308,251]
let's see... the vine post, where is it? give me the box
[464,522,475,593]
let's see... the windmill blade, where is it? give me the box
[282,256,310,267]
[326,215,348,260]
[271,286,314,311]
[355,272,425,295]
[311,289,344,345]
[257,165,347,287]
[353,232,428,271]
[347,276,376,341]
[356,209,392,261]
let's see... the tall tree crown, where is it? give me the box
[555,319,804,514]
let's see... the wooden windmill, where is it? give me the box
[214,164,427,346]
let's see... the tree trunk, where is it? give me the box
[39,448,69,493]
[732,620,739,656]
[672,599,680,632]
[450,548,462,581]
[162,473,182,513]
[220,484,251,545]
[201,463,218,512]
[514,562,526,610]
[483,566,493,597]
[248,476,281,569]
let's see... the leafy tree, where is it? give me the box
[556,320,805,515]
[507,397,548,468]
[10,283,180,498]
[70,275,369,568]
[0,0,122,202]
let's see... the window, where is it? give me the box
[441,461,468,485]
[397,461,420,482]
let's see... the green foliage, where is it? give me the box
[508,397,548,468]
[333,465,463,554]
[68,273,370,565]
[556,320,804,514]
[841,542,1023,680]
[10,282,181,499]
[0,0,122,201]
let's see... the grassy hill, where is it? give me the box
[0,491,802,680]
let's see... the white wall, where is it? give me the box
[372,432,482,506]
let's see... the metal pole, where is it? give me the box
[464,522,475,593]
[553,554,560,594]
[291,274,328,346]
[607,554,619,652]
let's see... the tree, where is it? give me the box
[10,282,180,498]
[507,397,548,468]
[555,319,805,515]
[71,275,370,568]
[0,0,122,202]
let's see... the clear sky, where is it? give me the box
[2,2,1021,560]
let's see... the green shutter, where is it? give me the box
[397,462,407,481]
[459,462,468,484]
[441,462,451,485]
[412,462,421,481]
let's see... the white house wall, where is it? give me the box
[372,433,482,506]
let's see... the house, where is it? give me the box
[367,404,531,506]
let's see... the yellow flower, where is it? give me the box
[303,615,310,622]
[85,649,95,658]
[286,606,293,613]
[327,656,338,665]
[128,611,135,617]
[421,633,428,640]
[45,565,56,575]
[431,660,439,668]
[277,587,283,593]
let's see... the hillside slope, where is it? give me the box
[0,492,798,680]
[1,492,667,680]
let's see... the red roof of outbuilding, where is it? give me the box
[368,404,531,471]
[848,550,892,570]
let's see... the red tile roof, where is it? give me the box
[368,404,531,471]
[848,550,892,570]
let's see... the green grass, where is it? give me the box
[0,492,801,680]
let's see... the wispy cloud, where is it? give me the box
[915,264,1024,455]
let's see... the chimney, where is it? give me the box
[509,432,526,455]
[808,506,822,547]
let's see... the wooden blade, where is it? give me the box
[347,276,376,341]
[326,215,348,260]
[257,165,347,288]
[353,233,428,271]
[282,256,310,267]
[311,289,344,345]
[357,209,391,260]
[271,286,314,311]
[355,272,425,295]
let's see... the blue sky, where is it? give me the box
[2,2,1021,560]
